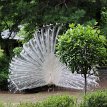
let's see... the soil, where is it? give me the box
[0,90,82,106]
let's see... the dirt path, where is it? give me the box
[0,91,83,105]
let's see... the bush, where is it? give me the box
[13,47,23,55]
[0,49,9,90]
[80,90,107,107]
[17,95,77,107]
[101,7,107,37]
[40,95,76,107]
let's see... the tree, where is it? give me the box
[0,0,87,53]
[56,24,107,94]
[1,0,106,41]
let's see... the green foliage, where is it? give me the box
[13,47,22,55]
[0,0,86,33]
[101,7,107,25]
[57,24,107,94]
[17,95,76,107]
[0,0,106,51]
[40,95,76,107]
[0,49,9,90]
[0,103,4,107]
[43,7,86,24]
[101,7,107,36]
[0,49,4,58]
[0,0,106,42]
[0,102,13,107]
[16,25,35,43]
[80,90,107,107]
[57,24,107,73]
[84,19,98,27]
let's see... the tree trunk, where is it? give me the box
[84,74,87,95]
[96,0,101,23]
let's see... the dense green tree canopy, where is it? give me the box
[57,24,107,73]
[0,0,107,39]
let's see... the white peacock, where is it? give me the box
[9,25,98,92]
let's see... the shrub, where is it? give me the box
[17,95,77,107]
[40,95,76,107]
[101,7,107,37]
[0,49,9,90]
[13,47,23,55]
[80,90,107,107]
